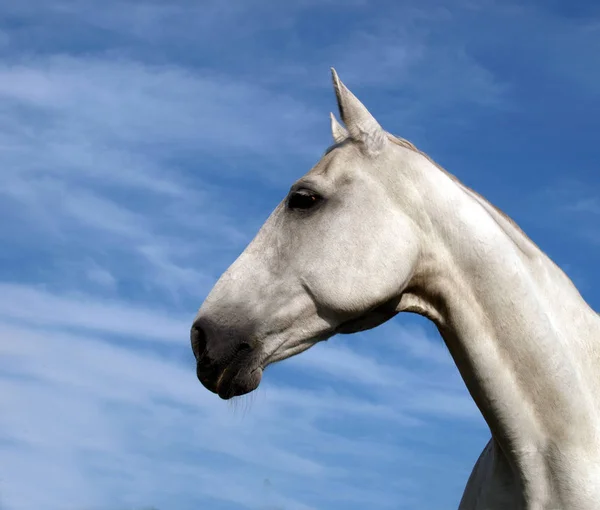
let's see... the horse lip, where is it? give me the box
[214,366,230,395]
[207,348,262,399]
[216,363,262,400]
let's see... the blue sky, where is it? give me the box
[0,0,598,509]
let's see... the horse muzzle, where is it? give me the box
[191,318,263,399]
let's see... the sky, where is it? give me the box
[0,0,599,509]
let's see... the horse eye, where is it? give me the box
[287,190,321,210]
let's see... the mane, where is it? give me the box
[386,133,600,311]
[386,133,542,259]
[324,132,568,280]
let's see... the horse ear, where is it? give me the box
[330,112,348,143]
[330,67,386,153]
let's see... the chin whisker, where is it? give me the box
[227,388,262,417]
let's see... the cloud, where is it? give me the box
[0,283,189,342]
[0,31,490,510]
[0,56,323,159]
[313,13,507,110]
[9,1,600,509]
[0,284,484,510]
[0,54,324,302]
[564,197,600,216]
[377,322,454,366]
[85,261,118,290]
[529,180,600,248]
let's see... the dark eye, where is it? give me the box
[287,189,322,211]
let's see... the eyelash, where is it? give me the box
[287,189,323,211]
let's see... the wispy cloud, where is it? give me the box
[0,287,481,510]
[529,180,600,247]
[0,55,316,301]
[565,197,600,216]
[0,57,323,159]
[1,0,598,509]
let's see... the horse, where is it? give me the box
[190,68,600,509]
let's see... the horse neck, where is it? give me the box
[400,164,600,475]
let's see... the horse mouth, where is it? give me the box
[196,348,263,400]
[215,363,263,400]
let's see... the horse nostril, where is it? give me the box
[238,342,252,354]
[191,321,207,361]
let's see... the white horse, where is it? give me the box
[191,69,600,509]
